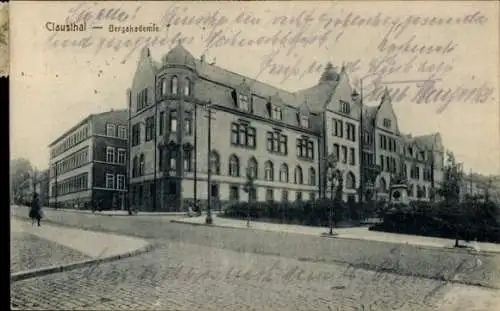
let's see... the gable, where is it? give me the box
[325,70,360,120]
[375,91,399,134]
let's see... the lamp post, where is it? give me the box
[325,153,338,235]
[244,167,255,228]
[204,101,215,225]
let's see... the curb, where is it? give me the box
[10,241,154,283]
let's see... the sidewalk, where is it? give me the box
[10,218,153,281]
[173,214,500,254]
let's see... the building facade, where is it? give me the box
[48,110,128,210]
[128,43,445,211]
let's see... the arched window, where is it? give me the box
[247,157,258,179]
[346,172,356,189]
[294,166,303,184]
[139,154,145,176]
[309,167,316,185]
[171,76,178,95]
[279,164,289,182]
[229,155,240,177]
[379,177,387,193]
[161,78,168,96]
[210,150,220,175]
[264,161,274,181]
[184,78,191,96]
[409,184,415,197]
[132,156,138,177]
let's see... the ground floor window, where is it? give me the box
[229,185,239,201]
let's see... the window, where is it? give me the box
[183,148,193,172]
[117,149,126,164]
[266,188,274,202]
[161,78,168,96]
[106,147,115,163]
[145,117,155,141]
[294,166,303,184]
[271,106,282,120]
[282,190,289,202]
[159,111,165,135]
[229,155,240,177]
[229,185,239,201]
[309,167,316,186]
[383,118,391,128]
[249,187,257,202]
[296,192,303,202]
[309,192,316,201]
[340,101,350,114]
[341,146,348,163]
[210,151,220,175]
[106,123,116,137]
[264,161,274,181]
[132,124,140,146]
[349,148,355,165]
[184,111,193,135]
[267,130,287,155]
[171,76,178,95]
[106,173,115,189]
[169,150,177,171]
[132,156,138,177]
[117,174,125,190]
[184,78,191,96]
[159,148,165,170]
[139,154,145,176]
[169,111,177,132]
[300,115,309,128]
[297,138,314,160]
[118,126,127,139]
[333,144,340,160]
[332,119,343,138]
[346,123,356,141]
[247,157,258,179]
[231,122,256,148]
[238,94,251,111]
[279,164,289,182]
[346,172,356,189]
[137,89,148,111]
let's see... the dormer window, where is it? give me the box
[340,101,350,114]
[383,118,391,128]
[300,115,310,128]
[238,94,251,112]
[271,106,283,120]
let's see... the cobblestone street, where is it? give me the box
[11,231,92,273]
[10,241,465,310]
[10,207,500,310]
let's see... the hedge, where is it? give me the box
[371,200,500,243]
[222,199,372,226]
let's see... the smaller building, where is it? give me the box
[48,109,128,210]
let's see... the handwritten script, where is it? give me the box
[46,4,495,112]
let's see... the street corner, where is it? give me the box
[11,218,155,282]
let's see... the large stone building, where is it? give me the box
[48,110,128,210]
[128,43,445,211]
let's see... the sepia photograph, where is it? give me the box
[9,1,500,310]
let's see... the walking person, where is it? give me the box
[29,192,42,227]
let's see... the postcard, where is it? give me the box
[9,1,500,310]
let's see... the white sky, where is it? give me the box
[9,1,500,175]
